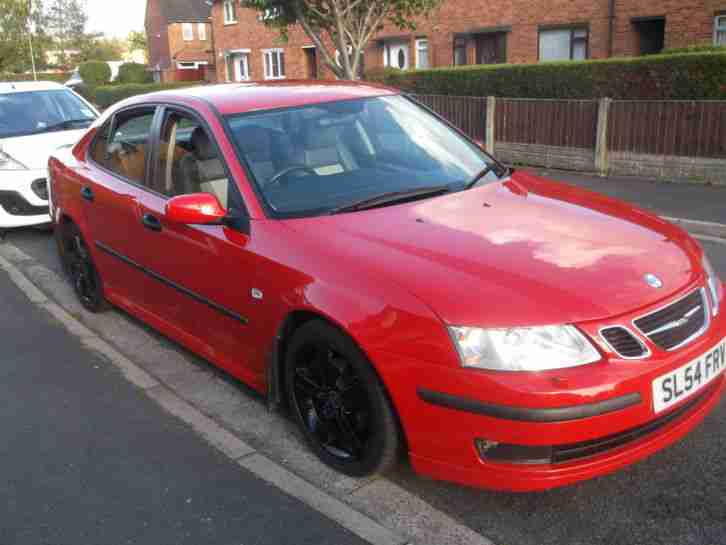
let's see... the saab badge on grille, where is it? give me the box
[644,273,663,289]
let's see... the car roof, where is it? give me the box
[0,81,67,94]
[141,80,399,115]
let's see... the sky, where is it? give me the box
[85,0,147,38]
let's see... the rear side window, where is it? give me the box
[91,107,156,185]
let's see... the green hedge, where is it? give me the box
[365,52,726,99]
[0,72,71,83]
[117,63,152,84]
[94,82,204,109]
[80,61,112,87]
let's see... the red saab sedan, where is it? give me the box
[48,82,725,491]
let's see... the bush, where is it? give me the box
[94,81,203,109]
[0,72,71,83]
[663,44,726,54]
[117,63,152,84]
[79,61,112,87]
[364,51,726,100]
[72,83,96,104]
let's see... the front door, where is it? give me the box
[476,33,506,64]
[303,47,318,79]
[234,53,250,81]
[133,106,264,387]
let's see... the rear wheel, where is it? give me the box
[56,221,107,313]
[285,320,400,477]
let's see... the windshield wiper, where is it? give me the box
[329,185,451,215]
[40,118,95,132]
[464,165,495,190]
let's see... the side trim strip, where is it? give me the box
[417,388,642,422]
[95,241,249,325]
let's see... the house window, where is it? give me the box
[383,41,409,70]
[539,27,588,61]
[716,15,726,45]
[415,39,429,69]
[198,23,207,41]
[453,37,467,65]
[263,49,285,79]
[259,6,283,21]
[224,0,237,24]
[182,23,194,41]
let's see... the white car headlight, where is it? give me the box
[448,324,601,372]
[703,254,721,317]
[0,148,27,171]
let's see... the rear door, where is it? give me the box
[132,105,264,386]
[83,106,162,310]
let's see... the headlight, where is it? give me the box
[0,149,27,171]
[703,254,721,316]
[448,325,601,372]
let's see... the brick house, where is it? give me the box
[211,0,726,82]
[145,0,214,77]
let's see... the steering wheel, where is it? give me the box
[267,165,317,187]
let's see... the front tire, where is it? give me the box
[285,320,400,477]
[56,221,108,313]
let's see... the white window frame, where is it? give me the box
[198,23,207,41]
[177,61,208,70]
[223,0,238,25]
[415,38,429,69]
[182,23,194,41]
[715,15,726,45]
[263,48,285,80]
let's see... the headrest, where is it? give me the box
[237,126,274,157]
[304,124,339,148]
[191,127,217,161]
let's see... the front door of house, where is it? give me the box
[234,54,250,81]
[476,33,506,64]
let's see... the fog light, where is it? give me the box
[31,179,48,201]
[475,439,553,465]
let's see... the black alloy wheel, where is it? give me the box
[285,320,400,477]
[57,222,107,313]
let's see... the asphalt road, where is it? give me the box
[0,260,367,544]
[3,198,726,545]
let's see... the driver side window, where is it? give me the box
[154,110,230,208]
[92,107,156,185]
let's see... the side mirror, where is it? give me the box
[165,193,227,225]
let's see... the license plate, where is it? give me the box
[652,338,726,413]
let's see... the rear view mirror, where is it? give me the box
[165,193,226,225]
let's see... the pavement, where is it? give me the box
[1,173,725,545]
[526,168,726,226]
[0,264,371,545]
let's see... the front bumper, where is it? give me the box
[0,169,51,228]
[373,283,726,491]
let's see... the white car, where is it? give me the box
[0,81,99,229]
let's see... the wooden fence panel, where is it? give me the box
[413,94,487,143]
[495,99,599,149]
[609,101,726,158]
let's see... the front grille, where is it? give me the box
[634,289,708,351]
[552,385,712,463]
[0,191,50,217]
[601,326,647,358]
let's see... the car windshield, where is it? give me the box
[224,95,502,217]
[0,89,97,139]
